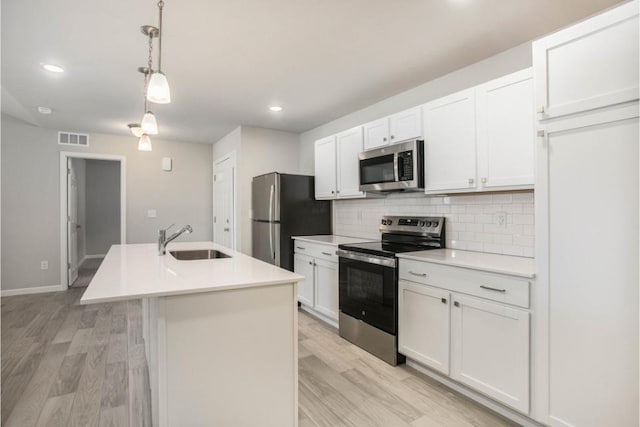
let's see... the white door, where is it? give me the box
[398,281,450,374]
[533,1,639,120]
[213,155,235,249]
[314,136,337,199]
[67,158,79,285]
[422,89,477,193]
[476,69,534,190]
[336,126,364,198]
[363,118,390,150]
[389,107,422,144]
[451,294,530,413]
[294,253,315,307]
[313,259,338,320]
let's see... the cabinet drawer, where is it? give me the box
[293,240,338,262]
[399,259,530,308]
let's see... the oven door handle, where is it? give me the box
[337,250,397,268]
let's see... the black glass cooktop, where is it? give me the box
[338,241,441,258]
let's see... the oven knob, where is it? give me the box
[381,219,386,225]
[419,221,425,226]
[425,221,431,227]
[387,220,392,225]
[432,221,439,227]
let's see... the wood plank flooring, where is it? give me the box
[2,289,517,426]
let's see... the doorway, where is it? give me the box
[213,152,237,249]
[60,152,126,289]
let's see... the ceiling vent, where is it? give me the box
[58,131,89,147]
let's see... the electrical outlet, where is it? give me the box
[40,261,48,270]
[147,209,157,218]
[495,212,507,228]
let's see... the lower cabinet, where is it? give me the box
[294,248,339,326]
[399,272,530,414]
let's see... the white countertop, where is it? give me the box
[81,242,303,304]
[292,235,376,246]
[397,249,535,278]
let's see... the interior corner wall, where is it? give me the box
[85,159,121,256]
[212,125,301,256]
[1,114,213,293]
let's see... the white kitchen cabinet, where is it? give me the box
[294,253,315,307]
[423,88,477,193]
[363,118,390,150]
[533,3,639,427]
[314,135,337,199]
[293,239,339,327]
[398,280,450,375]
[336,126,365,198]
[313,258,339,320]
[313,127,367,200]
[451,294,530,414]
[476,69,534,190]
[533,2,639,121]
[363,107,422,150]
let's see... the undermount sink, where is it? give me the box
[169,249,231,261]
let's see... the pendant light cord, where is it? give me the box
[144,32,153,113]
[157,1,164,72]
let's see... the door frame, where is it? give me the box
[59,151,126,289]
[213,151,237,250]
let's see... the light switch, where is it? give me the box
[148,209,157,218]
[162,157,172,171]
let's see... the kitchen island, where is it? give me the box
[81,241,303,427]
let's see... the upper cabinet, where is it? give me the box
[423,68,534,195]
[534,3,639,121]
[314,126,366,200]
[363,107,422,150]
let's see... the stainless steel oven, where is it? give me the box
[359,139,424,192]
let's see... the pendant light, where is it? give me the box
[147,1,171,104]
[138,134,153,151]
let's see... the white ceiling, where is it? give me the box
[2,0,623,144]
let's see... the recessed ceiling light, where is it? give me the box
[269,106,283,112]
[37,106,52,114]
[42,64,64,73]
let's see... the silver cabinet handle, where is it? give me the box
[296,246,306,250]
[390,135,395,139]
[408,271,427,277]
[308,261,312,265]
[321,252,332,256]
[223,228,230,232]
[441,298,447,304]
[537,105,545,114]
[481,177,487,184]
[382,137,387,142]
[454,301,460,307]
[331,190,335,194]
[480,285,506,293]
[468,178,475,184]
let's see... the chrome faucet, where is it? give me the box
[158,224,193,255]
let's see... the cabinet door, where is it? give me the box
[533,1,639,120]
[314,136,337,199]
[363,118,390,150]
[422,89,477,193]
[389,107,422,144]
[398,280,450,375]
[313,259,338,321]
[294,253,315,307]
[451,294,530,413]
[476,69,534,190]
[336,126,365,198]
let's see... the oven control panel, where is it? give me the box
[379,216,444,236]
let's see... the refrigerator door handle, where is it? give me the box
[269,184,275,261]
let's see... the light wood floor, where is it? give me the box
[1,289,516,427]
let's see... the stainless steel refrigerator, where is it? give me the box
[252,172,331,271]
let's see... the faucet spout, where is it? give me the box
[158,224,193,255]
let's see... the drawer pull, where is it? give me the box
[321,252,332,256]
[454,301,460,307]
[441,298,447,304]
[480,285,506,293]
[296,246,306,250]
[408,271,427,277]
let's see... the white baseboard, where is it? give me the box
[80,254,106,265]
[1,284,66,297]
[406,359,543,427]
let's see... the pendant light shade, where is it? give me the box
[141,111,158,134]
[138,134,152,151]
[147,72,171,104]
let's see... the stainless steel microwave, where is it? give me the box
[358,139,424,192]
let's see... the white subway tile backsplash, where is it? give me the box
[334,191,535,258]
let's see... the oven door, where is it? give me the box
[337,250,397,334]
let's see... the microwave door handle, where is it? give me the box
[393,152,399,182]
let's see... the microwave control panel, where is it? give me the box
[397,151,414,181]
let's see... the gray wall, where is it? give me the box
[1,114,213,292]
[298,43,532,174]
[85,159,121,255]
